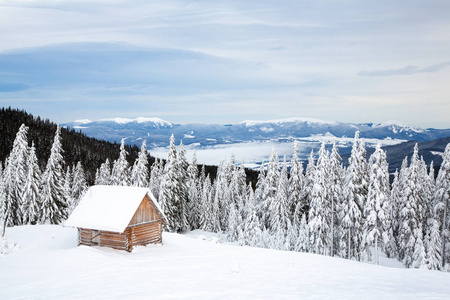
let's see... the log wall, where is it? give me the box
[77,221,163,252]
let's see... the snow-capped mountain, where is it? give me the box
[63,117,450,149]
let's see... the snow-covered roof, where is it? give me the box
[64,185,165,233]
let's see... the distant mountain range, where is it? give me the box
[63,117,450,150]
[62,117,450,172]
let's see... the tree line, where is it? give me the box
[1,118,449,272]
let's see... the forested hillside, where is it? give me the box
[0,107,143,183]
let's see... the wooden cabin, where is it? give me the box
[64,185,166,252]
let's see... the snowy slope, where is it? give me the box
[1,225,450,299]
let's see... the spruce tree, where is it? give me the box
[71,161,87,211]
[130,141,149,187]
[289,141,304,223]
[40,125,68,224]
[434,143,450,268]
[399,144,425,268]
[243,183,262,247]
[361,144,390,264]
[295,214,309,253]
[329,141,343,256]
[149,158,162,200]
[3,124,29,225]
[308,143,331,255]
[187,151,200,229]
[177,141,189,231]
[159,134,180,231]
[21,142,42,225]
[339,131,366,260]
[386,170,401,259]
[111,139,130,186]
[262,146,279,230]
[95,158,111,186]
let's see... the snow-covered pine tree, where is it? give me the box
[187,151,200,229]
[339,131,366,260]
[230,163,247,221]
[242,183,262,247]
[399,144,425,268]
[200,174,213,232]
[270,156,290,249]
[227,204,242,242]
[300,150,316,217]
[309,143,331,256]
[111,139,130,186]
[95,158,111,186]
[3,124,29,225]
[434,143,450,268]
[426,218,443,270]
[254,164,266,227]
[21,142,42,225]
[63,166,73,212]
[130,141,149,187]
[149,158,162,200]
[289,141,304,224]
[262,146,279,230]
[386,170,401,259]
[361,143,390,264]
[71,161,87,211]
[176,141,189,231]
[40,125,68,224]
[159,134,180,231]
[214,160,232,232]
[329,141,343,256]
[295,214,309,253]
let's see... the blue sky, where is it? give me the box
[1,0,449,128]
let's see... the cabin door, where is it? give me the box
[91,230,100,245]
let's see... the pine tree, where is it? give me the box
[300,150,316,217]
[187,151,201,229]
[308,143,331,255]
[227,204,241,242]
[270,156,290,249]
[289,141,304,223]
[200,175,213,232]
[2,124,29,225]
[214,160,232,232]
[426,219,443,270]
[339,131,367,260]
[71,161,87,211]
[386,170,401,259]
[63,166,73,214]
[254,164,266,227]
[434,143,450,268]
[21,142,42,225]
[295,214,309,253]
[262,146,279,230]
[111,139,130,186]
[177,141,189,231]
[243,184,262,247]
[130,141,149,187]
[149,158,162,200]
[361,144,390,264]
[399,144,425,268]
[95,158,111,186]
[159,134,180,231]
[40,125,68,224]
[329,141,343,256]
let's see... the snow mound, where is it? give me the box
[1,225,450,299]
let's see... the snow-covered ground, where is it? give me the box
[1,225,450,299]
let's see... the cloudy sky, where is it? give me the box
[1,0,449,128]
